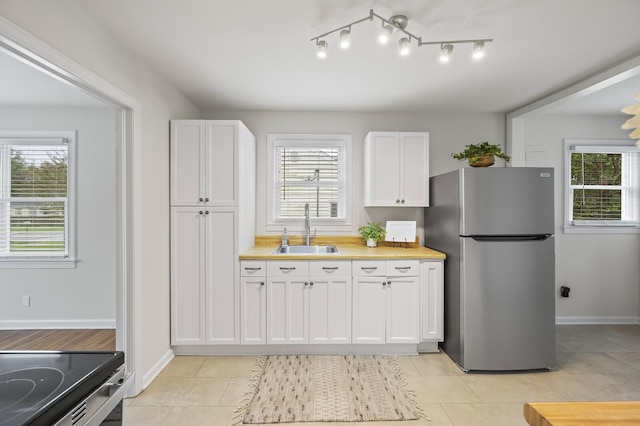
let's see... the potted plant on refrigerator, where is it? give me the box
[451,141,511,167]
[358,222,386,247]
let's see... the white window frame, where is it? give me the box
[0,130,77,268]
[267,133,352,233]
[564,138,640,234]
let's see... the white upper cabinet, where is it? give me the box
[170,120,206,206]
[171,120,252,206]
[364,131,429,207]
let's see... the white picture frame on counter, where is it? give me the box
[385,221,417,243]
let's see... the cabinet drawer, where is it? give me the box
[386,260,419,276]
[352,260,386,276]
[309,260,351,277]
[267,260,309,277]
[241,260,266,276]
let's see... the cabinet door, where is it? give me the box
[364,132,400,206]
[240,277,266,344]
[386,276,420,344]
[421,261,444,342]
[170,207,206,345]
[170,120,206,206]
[206,208,239,344]
[352,276,386,344]
[309,276,351,344]
[399,132,429,206]
[205,121,238,206]
[267,277,309,344]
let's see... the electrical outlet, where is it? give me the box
[22,295,30,307]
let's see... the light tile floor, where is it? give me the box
[124,325,640,425]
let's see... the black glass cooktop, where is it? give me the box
[0,351,124,426]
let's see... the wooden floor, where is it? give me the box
[0,329,116,351]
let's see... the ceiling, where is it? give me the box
[2,0,640,115]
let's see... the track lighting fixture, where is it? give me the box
[310,9,493,61]
[339,29,350,49]
[440,44,453,62]
[316,40,327,58]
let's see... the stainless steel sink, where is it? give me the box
[272,245,340,254]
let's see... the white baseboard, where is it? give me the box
[171,344,420,356]
[556,316,640,325]
[0,319,116,330]
[141,349,174,391]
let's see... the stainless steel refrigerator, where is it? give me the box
[425,167,555,371]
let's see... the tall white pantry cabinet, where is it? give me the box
[170,120,256,346]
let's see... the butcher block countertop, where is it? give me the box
[240,235,446,260]
[523,401,640,426]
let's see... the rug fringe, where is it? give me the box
[233,355,267,425]
[388,356,431,422]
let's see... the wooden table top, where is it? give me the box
[524,401,640,426]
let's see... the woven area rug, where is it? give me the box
[236,355,421,424]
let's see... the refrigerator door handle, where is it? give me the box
[469,234,552,242]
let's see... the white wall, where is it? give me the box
[522,114,640,322]
[0,106,117,328]
[0,0,201,389]
[205,109,506,240]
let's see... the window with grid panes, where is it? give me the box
[268,134,350,229]
[0,132,75,261]
[565,139,639,232]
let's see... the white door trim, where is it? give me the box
[0,16,143,396]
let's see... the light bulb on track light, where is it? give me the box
[339,29,350,49]
[379,24,393,44]
[399,37,410,56]
[316,40,328,58]
[440,44,453,62]
[472,41,485,59]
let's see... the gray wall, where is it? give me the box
[205,109,506,240]
[522,114,640,322]
[0,106,117,328]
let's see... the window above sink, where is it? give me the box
[266,133,352,232]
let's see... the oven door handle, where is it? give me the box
[83,371,134,426]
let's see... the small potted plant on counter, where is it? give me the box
[358,222,386,248]
[451,141,511,167]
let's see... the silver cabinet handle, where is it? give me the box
[360,266,377,271]
[322,267,338,271]
[279,267,296,271]
[395,266,411,271]
[244,267,262,271]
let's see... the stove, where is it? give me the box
[0,351,129,426]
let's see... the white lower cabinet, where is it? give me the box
[237,256,440,350]
[240,261,266,344]
[352,260,420,344]
[265,260,352,344]
[308,261,352,344]
[420,260,444,342]
[170,207,239,345]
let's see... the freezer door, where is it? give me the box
[461,236,555,371]
[460,167,554,236]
